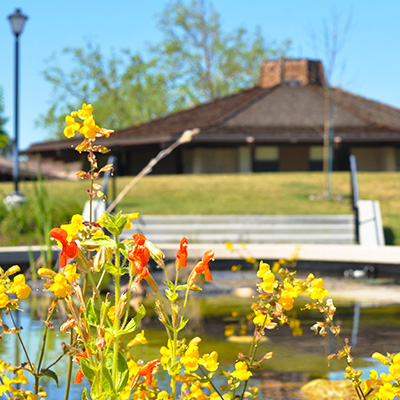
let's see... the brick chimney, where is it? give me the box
[259,59,325,88]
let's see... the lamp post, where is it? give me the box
[5,9,28,208]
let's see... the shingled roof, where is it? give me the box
[26,59,400,154]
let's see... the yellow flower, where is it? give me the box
[372,352,391,365]
[190,383,207,400]
[309,278,329,300]
[10,274,32,300]
[128,330,147,347]
[6,265,20,276]
[77,103,94,119]
[11,370,28,385]
[0,293,9,308]
[279,293,295,311]
[64,263,80,284]
[231,361,252,381]
[160,340,174,369]
[253,310,271,327]
[257,270,275,293]
[180,344,199,371]
[79,116,100,139]
[389,353,400,376]
[108,306,116,323]
[199,351,219,372]
[37,268,55,276]
[64,115,81,138]
[157,391,170,400]
[61,214,85,241]
[125,213,139,229]
[257,261,270,279]
[49,274,71,298]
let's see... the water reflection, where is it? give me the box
[1,283,400,399]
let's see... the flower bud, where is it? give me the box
[75,249,91,272]
[116,293,128,320]
[155,300,169,325]
[145,239,165,268]
[144,274,159,293]
[93,248,107,272]
[172,304,179,328]
[37,268,55,276]
[187,269,199,287]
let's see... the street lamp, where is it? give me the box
[5,8,28,208]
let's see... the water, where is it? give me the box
[1,278,400,399]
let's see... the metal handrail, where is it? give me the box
[349,154,360,243]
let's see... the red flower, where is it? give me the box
[134,267,150,284]
[49,228,79,268]
[138,359,160,386]
[128,234,150,273]
[194,250,215,281]
[176,237,188,268]
[74,350,89,384]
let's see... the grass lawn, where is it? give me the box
[0,171,399,245]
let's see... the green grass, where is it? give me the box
[0,171,399,245]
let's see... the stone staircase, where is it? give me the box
[122,214,356,245]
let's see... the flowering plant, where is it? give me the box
[0,104,398,400]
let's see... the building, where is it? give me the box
[26,58,400,176]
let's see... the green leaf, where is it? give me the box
[42,369,59,387]
[80,358,95,383]
[81,387,90,400]
[86,298,100,326]
[105,352,129,393]
[167,360,181,377]
[104,262,121,276]
[101,364,114,394]
[119,304,146,336]
[176,285,188,291]
[93,236,116,247]
[115,214,128,236]
[177,317,190,332]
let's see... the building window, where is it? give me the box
[254,146,279,172]
[309,146,323,171]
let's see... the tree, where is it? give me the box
[154,0,291,108]
[39,0,291,139]
[309,8,352,197]
[39,45,170,137]
[0,87,11,156]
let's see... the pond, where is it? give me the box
[1,271,400,400]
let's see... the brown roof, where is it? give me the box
[26,82,400,154]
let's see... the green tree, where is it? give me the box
[39,44,170,137]
[39,0,290,139]
[0,87,11,155]
[155,0,290,108]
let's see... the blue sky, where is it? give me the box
[0,0,399,150]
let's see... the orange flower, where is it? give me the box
[49,228,79,268]
[138,359,160,386]
[176,237,188,269]
[134,267,150,284]
[128,234,150,274]
[74,350,89,384]
[194,250,215,281]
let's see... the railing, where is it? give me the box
[349,154,360,244]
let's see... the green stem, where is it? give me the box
[87,268,101,300]
[9,311,33,370]
[240,314,268,400]
[63,329,74,400]
[35,300,58,394]
[122,274,134,330]
[198,365,224,400]
[179,284,191,326]
[112,235,121,396]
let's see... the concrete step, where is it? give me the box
[121,214,356,245]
